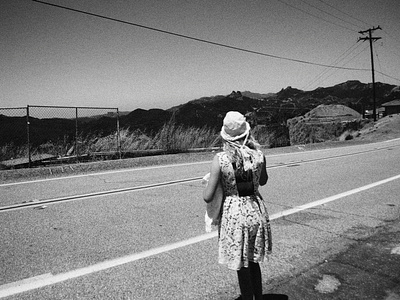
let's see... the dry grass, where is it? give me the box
[3,114,399,166]
[0,122,220,162]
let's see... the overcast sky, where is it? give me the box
[2,0,400,111]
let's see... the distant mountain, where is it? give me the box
[156,81,398,130]
[281,80,393,102]
[120,108,171,133]
[241,91,276,99]
[164,91,263,129]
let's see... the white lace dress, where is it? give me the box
[217,150,272,270]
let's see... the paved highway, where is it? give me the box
[1,139,400,299]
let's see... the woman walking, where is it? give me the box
[203,111,272,300]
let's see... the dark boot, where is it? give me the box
[237,267,253,300]
[249,262,262,300]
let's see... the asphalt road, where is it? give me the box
[1,138,400,299]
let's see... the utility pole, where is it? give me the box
[358,26,382,121]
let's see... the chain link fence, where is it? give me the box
[1,104,313,170]
[0,105,120,169]
[0,107,29,168]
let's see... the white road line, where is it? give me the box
[384,137,400,143]
[2,141,397,189]
[1,173,399,298]
[0,273,53,293]
[271,173,400,218]
[1,148,390,213]
[0,177,202,212]
[3,139,399,188]
[0,234,216,298]
[0,161,210,187]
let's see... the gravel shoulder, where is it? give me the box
[0,139,386,184]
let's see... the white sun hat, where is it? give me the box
[220,111,251,141]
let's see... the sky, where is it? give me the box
[1,0,400,112]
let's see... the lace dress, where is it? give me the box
[217,150,272,270]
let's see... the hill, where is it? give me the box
[129,80,399,133]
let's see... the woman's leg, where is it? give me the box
[249,262,263,300]
[237,267,253,300]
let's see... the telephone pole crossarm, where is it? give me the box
[358,26,382,35]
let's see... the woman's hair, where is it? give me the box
[244,133,260,150]
[223,132,260,166]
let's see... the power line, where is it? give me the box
[277,0,400,87]
[303,42,369,90]
[302,42,361,90]
[322,43,370,83]
[274,0,357,32]
[32,0,369,72]
[375,50,384,83]
[334,42,370,71]
[361,31,400,83]
[373,44,400,86]
[315,0,371,28]
[375,70,400,83]
[298,0,362,31]
[382,30,400,56]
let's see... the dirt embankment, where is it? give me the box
[287,105,364,145]
[287,104,400,145]
[352,113,400,142]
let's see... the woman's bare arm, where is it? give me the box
[203,155,221,203]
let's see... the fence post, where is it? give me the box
[116,109,121,159]
[26,105,32,168]
[75,107,79,161]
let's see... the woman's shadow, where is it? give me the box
[263,294,289,300]
[236,294,288,300]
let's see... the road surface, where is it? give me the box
[1,139,400,299]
